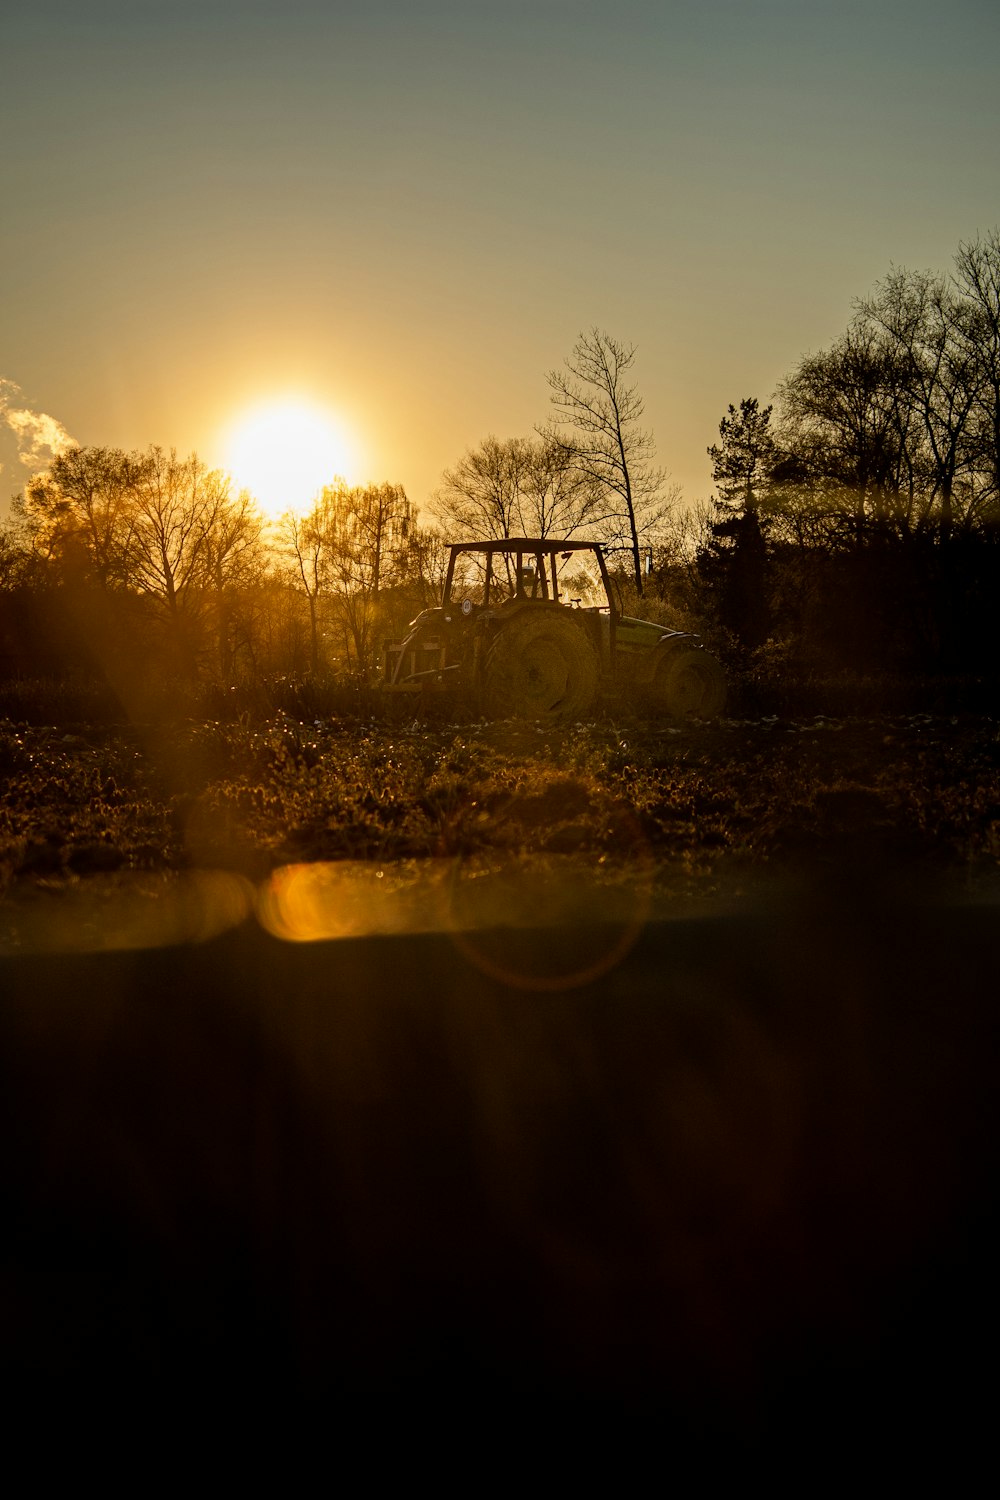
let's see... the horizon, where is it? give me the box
[3,1,999,522]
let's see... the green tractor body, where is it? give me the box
[383,538,725,721]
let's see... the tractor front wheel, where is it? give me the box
[648,647,726,719]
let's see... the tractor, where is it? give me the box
[383,538,726,721]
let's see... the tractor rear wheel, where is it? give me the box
[483,611,599,721]
[649,647,726,719]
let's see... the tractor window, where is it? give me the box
[513,555,549,601]
[449,553,490,605]
[555,551,610,610]
[487,553,519,605]
[448,548,572,606]
[447,551,519,606]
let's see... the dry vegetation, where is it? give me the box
[3,706,999,920]
[4,699,999,1417]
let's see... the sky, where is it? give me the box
[2,0,999,522]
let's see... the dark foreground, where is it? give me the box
[1,870,996,1446]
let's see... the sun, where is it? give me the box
[222,399,357,517]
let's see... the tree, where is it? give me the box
[200,486,269,684]
[433,433,603,542]
[952,230,1000,520]
[324,482,411,669]
[522,433,607,539]
[25,446,148,587]
[0,498,38,590]
[350,482,411,599]
[124,448,247,674]
[18,445,269,687]
[708,398,777,519]
[434,436,528,542]
[278,481,412,674]
[776,325,918,545]
[700,399,776,648]
[396,523,449,610]
[277,503,333,677]
[24,445,265,636]
[774,236,1000,546]
[545,329,669,594]
[860,268,982,541]
[689,231,1000,678]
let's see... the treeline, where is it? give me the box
[0,446,445,711]
[3,231,999,716]
[661,231,1000,692]
[0,327,669,712]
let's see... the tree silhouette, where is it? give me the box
[277,502,335,677]
[23,445,268,684]
[433,433,604,542]
[279,482,411,673]
[545,329,668,594]
[860,268,981,542]
[949,230,1000,522]
[701,399,775,649]
[25,446,148,588]
[708,398,776,519]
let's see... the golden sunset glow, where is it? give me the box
[4,7,997,528]
[223,400,357,517]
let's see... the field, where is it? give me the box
[3,700,1000,1428]
[2,705,999,947]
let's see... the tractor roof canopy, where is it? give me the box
[447,538,607,556]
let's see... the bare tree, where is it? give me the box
[544,329,669,594]
[22,444,269,682]
[351,482,411,598]
[397,523,450,609]
[776,325,920,545]
[860,268,982,540]
[776,239,1000,545]
[433,433,603,541]
[278,482,412,674]
[127,450,223,626]
[200,487,268,683]
[953,230,1000,516]
[324,482,411,669]
[276,504,331,677]
[0,513,29,590]
[519,433,607,539]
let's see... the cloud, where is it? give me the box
[0,378,76,477]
